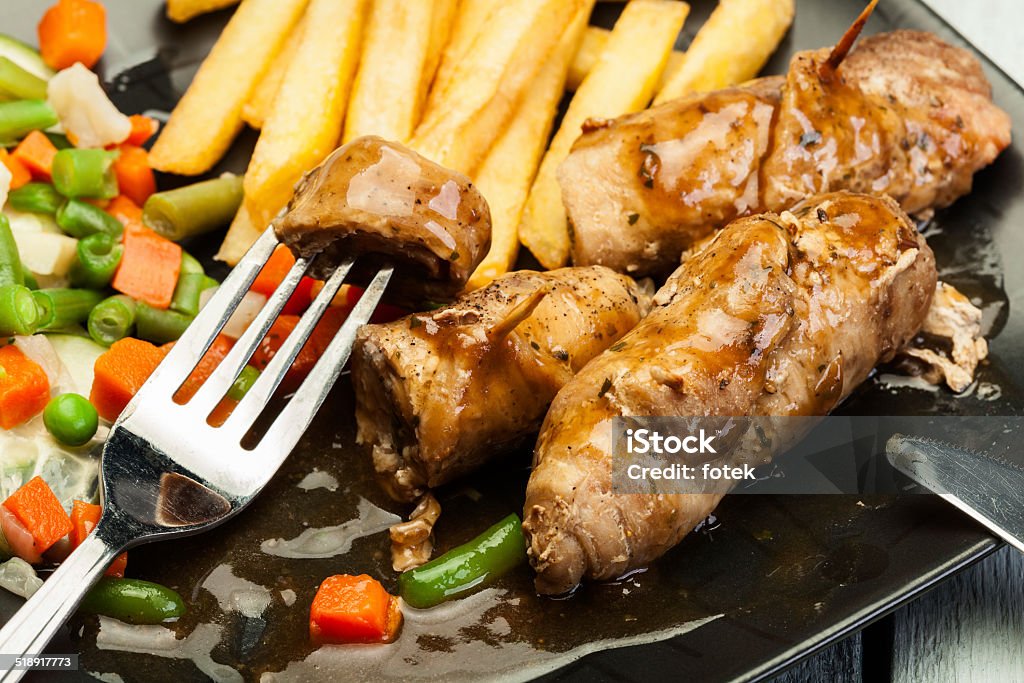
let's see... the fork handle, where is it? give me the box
[0,533,120,682]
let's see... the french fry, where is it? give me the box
[150,0,309,175]
[410,0,586,176]
[216,201,262,265]
[430,0,500,97]
[242,12,308,130]
[468,5,593,290]
[567,26,685,92]
[166,0,241,23]
[518,0,689,269]
[343,0,455,144]
[654,0,794,105]
[243,0,369,230]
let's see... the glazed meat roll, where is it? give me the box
[524,192,938,594]
[352,266,651,502]
[559,31,1010,276]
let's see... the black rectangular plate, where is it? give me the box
[1,1,1021,681]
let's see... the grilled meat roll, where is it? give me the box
[352,266,651,502]
[559,30,1010,276]
[523,192,937,595]
[275,136,491,306]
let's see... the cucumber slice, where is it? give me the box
[0,34,54,82]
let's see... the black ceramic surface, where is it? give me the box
[1,1,1021,681]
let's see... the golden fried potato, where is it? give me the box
[242,0,369,229]
[241,12,307,130]
[343,0,455,143]
[150,0,309,175]
[216,201,261,265]
[468,5,593,289]
[166,0,240,23]
[654,0,794,104]
[518,0,689,269]
[410,0,586,176]
[567,26,685,92]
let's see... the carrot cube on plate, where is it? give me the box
[111,225,182,309]
[310,574,402,644]
[11,131,58,182]
[3,476,73,554]
[89,337,167,422]
[70,500,127,576]
[0,345,51,429]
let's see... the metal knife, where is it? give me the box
[886,434,1024,554]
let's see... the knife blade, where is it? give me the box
[886,434,1024,554]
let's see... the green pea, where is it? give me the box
[43,393,98,447]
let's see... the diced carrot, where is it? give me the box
[252,245,295,296]
[111,225,182,309]
[89,337,167,422]
[207,397,237,427]
[345,285,407,324]
[3,477,73,555]
[0,150,31,190]
[11,131,58,182]
[251,245,315,314]
[37,0,107,70]
[70,500,127,577]
[125,115,159,147]
[112,145,156,206]
[106,195,144,231]
[164,334,234,403]
[310,574,402,644]
[0,345,50,429]
[251,306,350,392]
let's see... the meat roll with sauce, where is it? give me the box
[352,266,651,502]
[524,192,937,595]
[559,30,1010,276]
[275,136,491,306]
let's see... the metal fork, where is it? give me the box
[0,228,392,680]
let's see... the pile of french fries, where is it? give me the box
[151,0,795,286]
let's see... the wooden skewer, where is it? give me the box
[820,0,881,80]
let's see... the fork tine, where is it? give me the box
[218,257,358,439]
[122,228,280,419]
[251,266,394,472]
[185,252,319,416]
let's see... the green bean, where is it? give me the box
[21,271,37,291]
[0,214,24,287]
[87,295,136,347]
[227,365,260,401]
[7,183,63,215]
[0,57,48,100]
[51,148,119,199]
[135,303,193,344]
[179,251,205,276]
[32,288,103,331]
[0,284,40,336]
[43,393,98,447]
[79,577,186,625]
[44,132,71,150]
[56,199,124,239]
[399,514,526,609]
[142,174,243,241]
[169,273,217,317]
[0,100,57,142]
[70,233,123,290]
